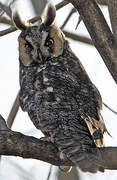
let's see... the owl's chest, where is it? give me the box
[19,59,94,115]
[33,64,78,105]
[20,62,81,110]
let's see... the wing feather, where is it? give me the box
[84,85,111,147]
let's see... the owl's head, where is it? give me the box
[13,4,65,66]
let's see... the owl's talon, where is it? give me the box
[59,166,72,173]
[8,131,13,135]
[40,136,54,143]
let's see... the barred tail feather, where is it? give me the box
[55,135,105,173]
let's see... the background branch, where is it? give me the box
[0,1,70,37]
[108,0,117,42]
[97,0,107,6]
[30,0,47,16]
[103,102,117,115]
[0,16,13,25]
[63,31,93,45]
[61,8,76,30]
[56,1,69,10]
[67,0,117,83]
[7,92,20,128]
[0,2,11,17]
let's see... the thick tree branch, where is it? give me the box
[0,114,117,171]
[0,115,73,166]
[97,0,107,6]
[108,0,117,41]
[67,0,117,83]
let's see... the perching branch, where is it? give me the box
[67,0,117,83]
[0,115,73,167]
[0,114,117,171]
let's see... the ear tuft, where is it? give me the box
[13,11,31,30]
[44,4,56,26]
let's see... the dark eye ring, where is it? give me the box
[45,38,54,47]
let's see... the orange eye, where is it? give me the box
[49,39,54,44]
[45,38,54,46]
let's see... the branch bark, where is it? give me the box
[0,2,12,17]
[0,17,13,25]
[61,8,76,30]
[67,0,117,83]
[97,0,107,6]
[0,114,117,171]
[108,0,117,41]
[7,92,20,128]
[63,31,93,45]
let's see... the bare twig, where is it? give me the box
[0,26,16,36]
[63,30,93,45]
[0,2,11,17]
[9,0,17,7]
[56,1,69,10]
[0,1,70,37]
[0,16,13,25]
[47,165,53,180]
[61,8,76,30]
[7,92,20,128]
[103,102,117,115]
[67,0,117,83]
[108,0,117,42]
[0,9,4,16]
[0,15,42,37]
[57,167,79,180]
[0,115,117,171]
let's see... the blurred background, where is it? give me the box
[0,0,117,179]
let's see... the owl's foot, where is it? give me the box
[59,166,72,173]
[40,136,54,143]
[8,131,14,135]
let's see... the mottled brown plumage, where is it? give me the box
[13,4,108,173]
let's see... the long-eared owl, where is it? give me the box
[13,4,109,173]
